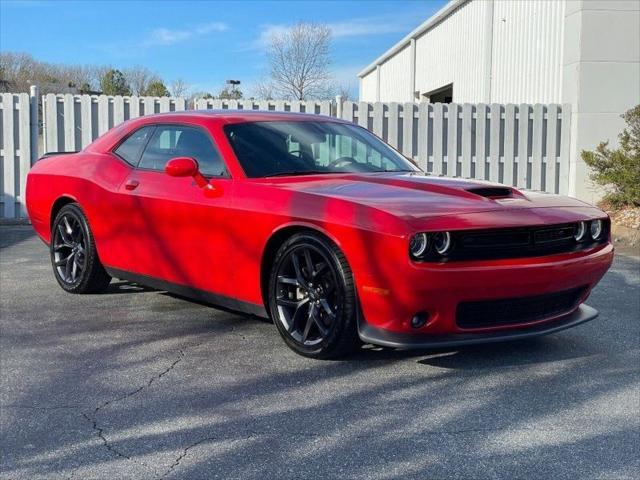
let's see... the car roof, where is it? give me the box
[138,110,347,124]
[85,109,353,155]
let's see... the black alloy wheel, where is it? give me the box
[50,203,111,293]
[53,212,86,284]
[269,232,359,359]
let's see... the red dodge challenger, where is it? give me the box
[26,111,614,358]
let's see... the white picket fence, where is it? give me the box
[340,101,572,194]
[194,98,335,116]
[0,91,37,218]
[42,93,186,153]
[0,88,572,219]
[199,99,571,195]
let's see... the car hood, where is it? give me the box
[268,172,593,220]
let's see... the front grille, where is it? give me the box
[534,225,576,244]
[456,286,587,329]
[440,221,609,262]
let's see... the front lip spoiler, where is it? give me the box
[357,304,599,349]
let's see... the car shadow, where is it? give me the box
[414,334,600,369]
[0,226,35,250]
[344,333,600,369]
[104,280,157,294]
[160,291,273,324]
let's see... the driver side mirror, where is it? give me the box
[165,157,199,177]
[165,157,218,197]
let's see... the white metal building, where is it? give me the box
[359,0,568,104]
[358,0,640,202]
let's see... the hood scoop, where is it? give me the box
[466,187,514,199]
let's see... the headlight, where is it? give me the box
[409,233,429,257]
[590,219,604,240]
[574,221,587,242]
[433,232,452,255]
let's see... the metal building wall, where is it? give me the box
[413,0,488,103]
[359,0,566,104]
[359,72,377,102]
[379,44,412,102]
[491,0,565,103]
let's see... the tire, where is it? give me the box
[50,203,111,294]
[268,232,360,359]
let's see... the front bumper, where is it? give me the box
[358,303,598,349]
[355,242,613,341]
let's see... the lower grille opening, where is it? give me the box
[456,286,587,329]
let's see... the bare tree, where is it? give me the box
[0,52,104,94]
[264,23,333,100]
[0,52,42,92]
[124,66,157,96]
[170,78,189,98]
[92,64,112,90]
[253,80,275,100]
[336,84,351,102]
[0,52,187,98]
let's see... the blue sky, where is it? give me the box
[0,0,447,98]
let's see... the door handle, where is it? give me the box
[125,180,140,190]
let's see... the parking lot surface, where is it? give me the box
[1,226,639,479]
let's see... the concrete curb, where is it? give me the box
[0,218,31,226]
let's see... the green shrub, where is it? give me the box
[581,105,640,207]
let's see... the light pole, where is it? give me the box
[226,79,241,99]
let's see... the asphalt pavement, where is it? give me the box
[1,225,639,479]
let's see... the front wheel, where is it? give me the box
[50,203,111,293]
[269,232,360,359]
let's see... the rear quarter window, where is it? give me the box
[113,126,155,166]
[138,125,225,176]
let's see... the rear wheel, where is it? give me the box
[50,203,111,293]
[269,232,360,359]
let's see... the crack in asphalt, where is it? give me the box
[82,411,136,463]
[154,426,533,478]
[82,348,187,474]
[156,423,540,478]
[1,404,82,410]
[156,424,534,478]
[161,437,219,479]
[94,349,186,413]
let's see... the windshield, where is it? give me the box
[224,121,421,178]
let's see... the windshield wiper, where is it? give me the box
[264,170,329,177]
[264,169,417,177]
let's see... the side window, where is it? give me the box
[138,125,225,176]
[113,126,155,166]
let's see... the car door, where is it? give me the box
[114,123,235,297]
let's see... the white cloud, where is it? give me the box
[95,21,229,58]
[330,20,408,39]
[195,22,229,35]
[145,28,191,46]
[250,17,409,50]
[254,24,291,49]
[142,22,228,47]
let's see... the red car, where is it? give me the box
[26,111,614,358]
